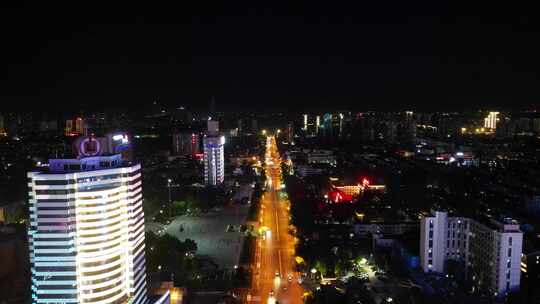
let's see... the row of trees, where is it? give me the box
[152,186,231,223]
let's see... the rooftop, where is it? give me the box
[41,154,127,173]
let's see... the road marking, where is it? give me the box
[278,249,283,278]
[275,210,280,242]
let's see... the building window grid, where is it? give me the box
[424,215,521,296]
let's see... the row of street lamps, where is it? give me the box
[261,129,281,136]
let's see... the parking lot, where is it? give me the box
[164,204,250,268]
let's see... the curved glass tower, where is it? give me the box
[27,154,146,304]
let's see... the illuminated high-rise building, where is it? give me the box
[203,120,225,185]
[65,119,73,136]
[484,112,500,130]
[405,111,414,122]
[75,117,85,134]
[65,117,86,137]
[27,154,147,304]
[302,114,308,131]
[315,115,320,135]
[321,113,333,137]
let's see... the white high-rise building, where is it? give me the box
[28,154,147,304]
[203,120,225,185]
[420,211,522,298]
[483,111,500,130]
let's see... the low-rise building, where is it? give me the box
[307,150,336,165]
[354,222,418,237]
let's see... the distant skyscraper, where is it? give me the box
[533,118,540,133]
[251,119,258,134]
[207,120,219,136]
[484,112,500,130]
[0,114,6,137]
[421,211,522,298]
[321,113,333,137]
[335,113,344,137]
[172,132,200,155]
[65,117,85,137]
[75,117,85,134]
[302,114,308,131]
[353,113,375,142]
[237,119,243,135]
[405,111,414,122]
[65,119,73,136]
[203,120,225,185]
[27,154,147,304]
[315,115,320,135]
[287,121,294,143]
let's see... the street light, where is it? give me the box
[167,178,172,203]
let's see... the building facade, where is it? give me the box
[203,120,225,186]
[483,112,500,130]
[203,135,225,186]
[172,132,200,156]
[420,211,522,298]
[27,154,147,304]
[306,150,336,165]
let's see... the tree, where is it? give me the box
[314,260,327,276]
[307,285,345,304]
[170,200,186,216]
[145,232,199,277]
[183,238,197,253]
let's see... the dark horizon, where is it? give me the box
[2,2,540,113]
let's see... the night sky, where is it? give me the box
[1,2,540,113]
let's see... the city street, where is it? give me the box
[250,136,304,304]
